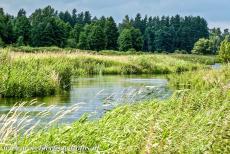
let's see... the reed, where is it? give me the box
[0,49,209,98]
[0,100,82,145]
[1,65,228,153]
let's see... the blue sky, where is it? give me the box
[1,0,229,29]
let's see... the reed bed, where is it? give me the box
[1,65,228,153]
[0,48,209,98]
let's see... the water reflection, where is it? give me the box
[0,75,172,125]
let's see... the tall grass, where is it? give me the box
[0,100,81,145]
[1,65,229,153]
[170,53,219,65]
[0,49,208,98]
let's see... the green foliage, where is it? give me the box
[104,17,118,50]
[154,26,175,52]
[30,6,68,47]
[16,36,24,47]
[0,37,5,48]
[14,9,31,45]
[69,23,83,45]
[0,8,15,44]
[66,38,77,48]
[0,7,217,53]
[219,37,230,62]
[77,31,89,50]
[88,25,106,51]
[118,29,132,51]
[192,38,212,55]
[131,28,143,51]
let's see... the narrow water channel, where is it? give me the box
[0,75,172,127]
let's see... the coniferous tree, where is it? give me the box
[84,11,91,25]
[89,25,106,51]
[104,17,118,50]
[118,29,132,51]
[0,8,15,44]
[14,9,31,45]
[130,28,143,51]
[78,31,89,50]
[70,24,83,45]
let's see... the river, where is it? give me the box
[0,75,172,128]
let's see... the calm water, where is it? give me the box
[0,75,172,126]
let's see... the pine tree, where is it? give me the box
[131,28,143,51]
[70,24,83,44]
[78,31,89,50]
[104,17,118,50]
[84,11,91,25]
[89,25,106,51]
[118,29,132,51]
[14,9,31,45]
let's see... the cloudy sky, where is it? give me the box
[0,0,229,29]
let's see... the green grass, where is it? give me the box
[0,49,210,98]
[1,65,229,153]
[170,53,219,65]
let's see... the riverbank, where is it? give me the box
[0,49,212,98]
[1,64,229,153]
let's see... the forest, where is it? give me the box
[0,5,229,54]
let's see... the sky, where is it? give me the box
[0,0,229,30]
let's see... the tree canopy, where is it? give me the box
[0,6,227,54]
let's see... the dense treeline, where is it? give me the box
[0,6,229,53]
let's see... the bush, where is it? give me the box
[192,38,212,55]
[219,38,230,62]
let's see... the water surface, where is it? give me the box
[0,75,172,126]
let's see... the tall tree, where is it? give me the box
[0,8,15,44]
[14,9,31,45]
[119,15,132,31]
[30,6,68,47]
[78,31,89,50]
[84,11,91,25]
[130,28,143,51]
[104,17,118,50]
[70,23,83,45]
[89,25,106,51]
[118,29,132,51]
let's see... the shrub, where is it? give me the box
[192,38,212,55]
[219,37,230,62]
